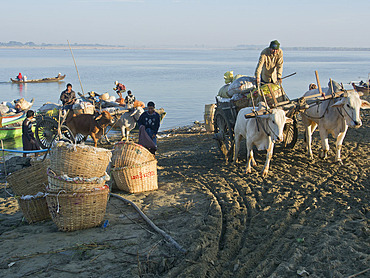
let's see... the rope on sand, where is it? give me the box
[110,193,186,253]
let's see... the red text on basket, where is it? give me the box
[131,171,156,180]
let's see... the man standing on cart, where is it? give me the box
[255,40,283,85]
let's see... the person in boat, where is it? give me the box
[22,110,40,157]
[23,75,27,82]
[16,73,23,81]
[359,80,369,88]
[137,101,160,147]
[255,40,283,85]
[125,90,136,109]
[56,73,62,78]
[14,103,23,113]
[309,83,318,90]
[60,83,76,110]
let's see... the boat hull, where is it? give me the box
[0,125,23,140]
[352,83,370,95]
[10,75,66,83]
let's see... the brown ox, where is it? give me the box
[65,110,113,147]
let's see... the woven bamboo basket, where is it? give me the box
[50,142,112,178]
[111,141,154,168]
[111,160,158,193]
[46,186,109,232]
[18,195,51,224]
[47,168,109,193]
[6,161,49,196]
[30,158,51,167]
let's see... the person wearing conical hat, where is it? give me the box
[255,40,283,85]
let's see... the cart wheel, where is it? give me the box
[276,116,298,151]
[60,125,86,144]
[35,118,58,149]
[214,111,234,162]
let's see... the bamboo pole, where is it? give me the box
[1,140,6,176]
[67,40,85,96]
[315,70,324,98]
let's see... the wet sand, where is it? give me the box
[0,97,369,277]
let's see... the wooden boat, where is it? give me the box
[10,74,66,83]
[352,83,370,94]
[0,122,36,141]
[0,98,34,127]
[0,111,26,127]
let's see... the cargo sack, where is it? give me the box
[224,71,234,84]
[227,76,256,97]
[232,83,285,110]
[39,103,61,113]
[250,83,284,107]
[217,84,231,98]
[233,74,246,81]
[0,104,9,115]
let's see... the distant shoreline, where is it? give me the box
[1,46,370,51]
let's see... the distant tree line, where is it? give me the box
[0,41,119,47]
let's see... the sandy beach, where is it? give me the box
[0,96,369,278]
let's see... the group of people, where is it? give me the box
[23,39,286,156]
[113,81,136,108]
[58,82,160,148]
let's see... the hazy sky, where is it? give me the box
[2,0,369,48]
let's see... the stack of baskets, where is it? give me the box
[6,159,51,224]
[111,141,158,193]
[46,141,112,232]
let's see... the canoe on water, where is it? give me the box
[10,75,66,83]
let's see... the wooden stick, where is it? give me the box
[67,40,85,96]
[348,267,370,278]
[110,193,186,253]
[315,70,324,97]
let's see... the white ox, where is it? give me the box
[301,89,370,163]
[116,107,144,141]
[233,103,291,177]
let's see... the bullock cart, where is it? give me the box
[213,83,308,161]
[35,108,127,149]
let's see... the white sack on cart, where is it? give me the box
[227,76,256,97]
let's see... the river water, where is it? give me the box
[0,48,369,135]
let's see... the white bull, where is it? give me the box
[116,107,144,141]
[301,89,370,163]
[233,103,291,177]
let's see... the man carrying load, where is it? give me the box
[255,40,283,85]
[113,81,126,98]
